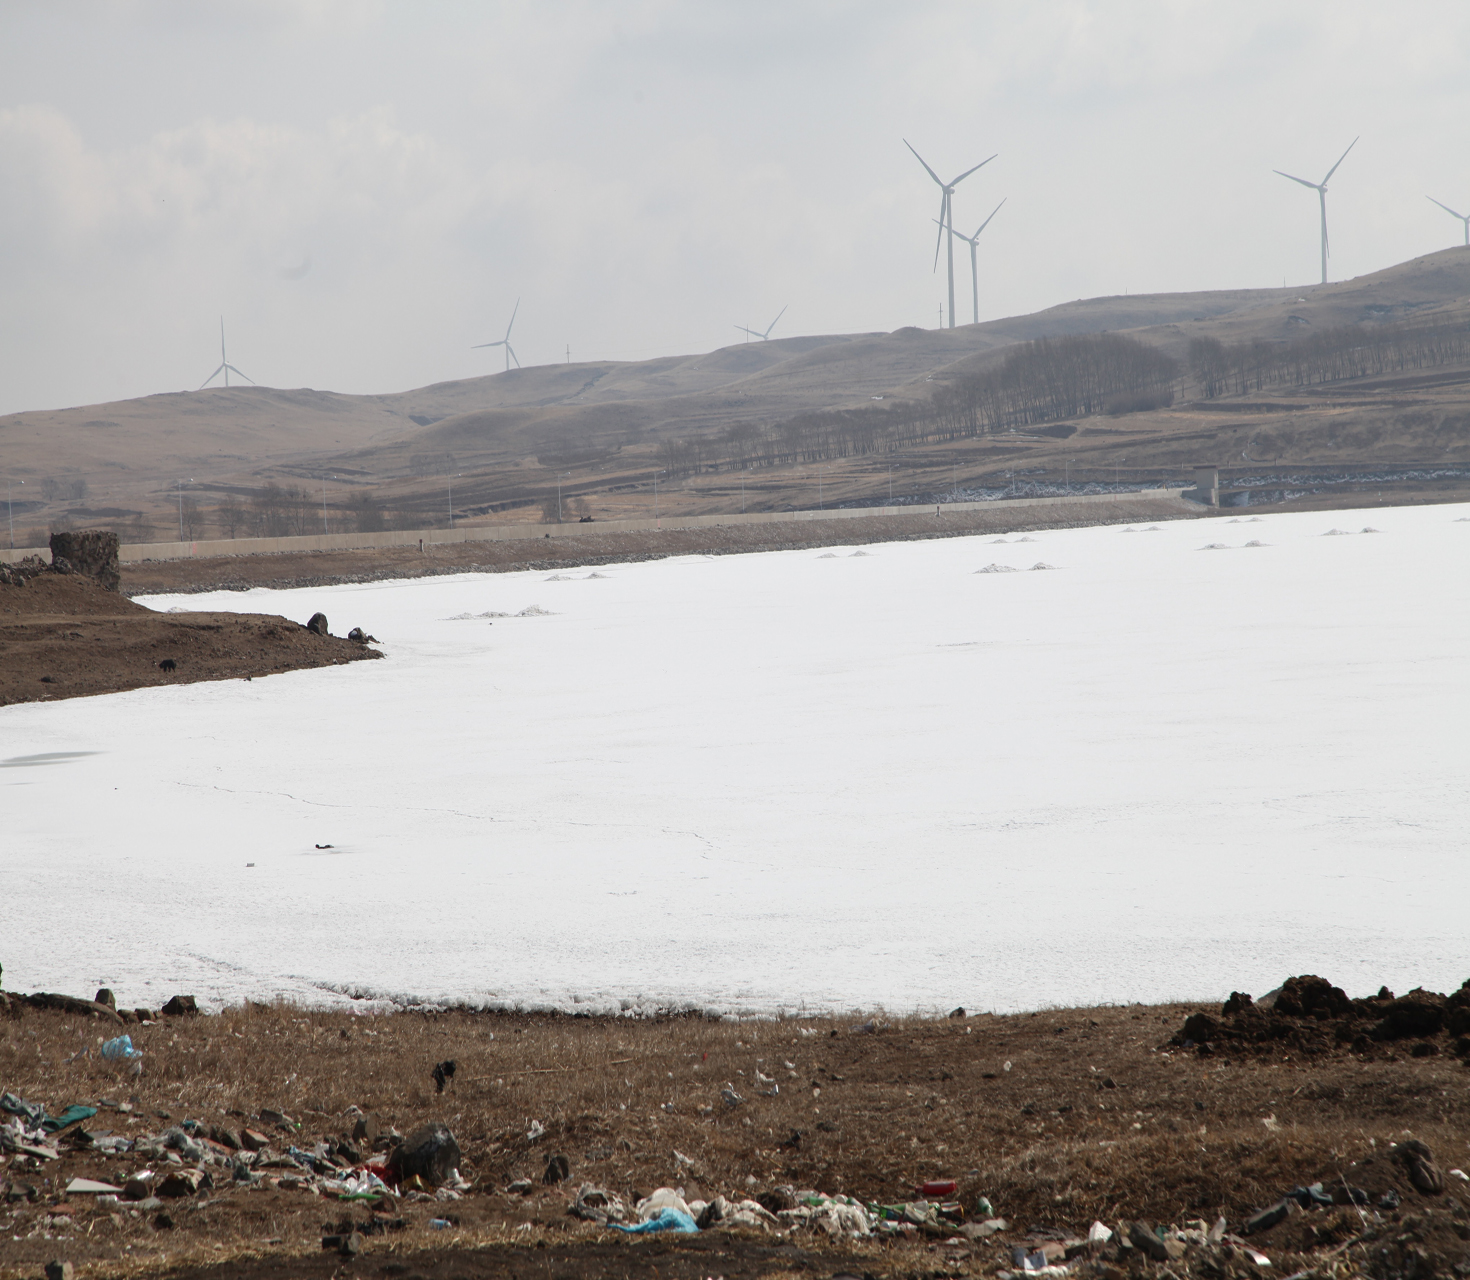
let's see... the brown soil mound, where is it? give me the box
[0,570,381,706]
[1173,973,1470,1061]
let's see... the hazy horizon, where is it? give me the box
[4,1,1470,417]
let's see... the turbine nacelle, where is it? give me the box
[1274,137,1357,284]
[1427,196,1470,247]
[905,139,996,327]
[735,305,788,342]
[473,298,521,370]
[199,318,254,390]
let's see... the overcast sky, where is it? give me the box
[3,1,1470,416]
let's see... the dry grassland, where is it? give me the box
[3,997,1468,1280]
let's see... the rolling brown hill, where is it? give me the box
[3,248,1469,545]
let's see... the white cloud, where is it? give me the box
[2,1,1470,413]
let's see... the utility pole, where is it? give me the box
[566,345,570,364]
[556,472,572,523]
[176,479,192,540]
[321,476,329,534]
[652,469,665,527]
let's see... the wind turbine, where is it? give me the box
[735,305,788,342]
[198,318,254,389]
[1274,138,1358,285]
[905,140,995,328]
[1427,196,1470,247]
[937,199,1006,325]
[473,299,521,371]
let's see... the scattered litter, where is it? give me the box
[527,1119,546,1141]
[618,1206,699,1234]
[387,1123,462,1188]
[720,1085,744,1107]
[568,1184,628,1225]
[975,564,1017,574]
[64,1178,122,1194]
[428,1218,452,1229]
[430,1059,456,1093]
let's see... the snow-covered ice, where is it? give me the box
[3,503,1467,1016]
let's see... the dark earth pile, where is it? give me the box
[1173,974,1470,1061]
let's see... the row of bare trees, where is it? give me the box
[656,332,1180,478]
[1188,316,1470,398]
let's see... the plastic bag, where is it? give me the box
[101,1035,142,1061]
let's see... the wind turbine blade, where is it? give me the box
[948,154,996,187]
[1274,170,1321,190]
[225,364,255,385]
[766,304,788,335]
[935,217,977,244]
[199,364,225,391]
[1321,136,1358,185]
[973,197,1006,237]
[219,317,226,362]
[472,340,506,349]
[507,345,520,369]
[904,139,943,186]
[505,297,520,341]
[932,195,948,270]
[1428,196,1468,220]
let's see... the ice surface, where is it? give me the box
[3,504,1467,1016]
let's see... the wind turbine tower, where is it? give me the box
[735,305,788,342]
[1427,196,1470,247]
[1274,138,1358,285]
[473,300,522,371]
[905,140,995,328]
[941,199,1006,325]
[199,319,255,389]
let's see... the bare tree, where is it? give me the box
[217,495,246,538]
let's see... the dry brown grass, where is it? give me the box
[2,999,1468,1279]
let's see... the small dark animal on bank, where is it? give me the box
[158,658,177,672]
[431,1059,457,1094]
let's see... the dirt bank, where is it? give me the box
[120,496,1206,596]
[0,570,381,707]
